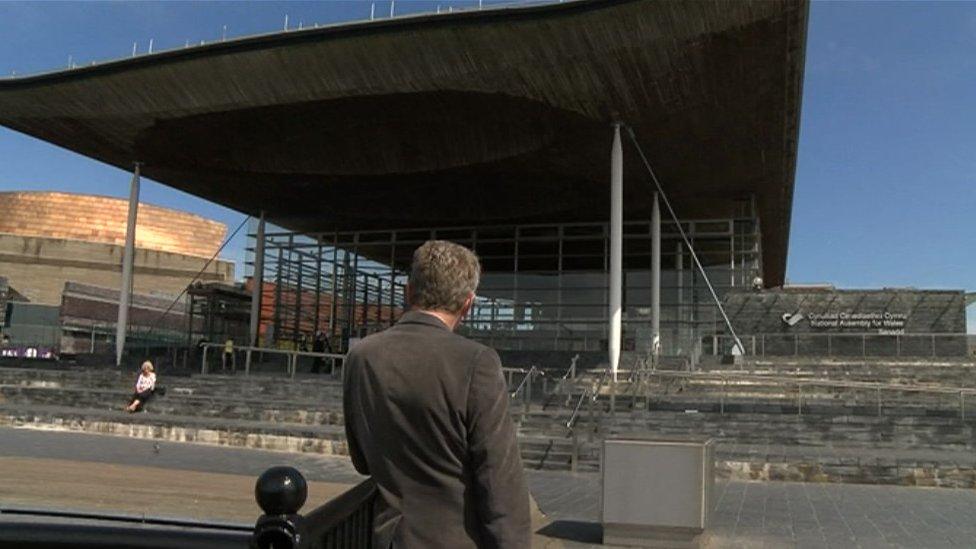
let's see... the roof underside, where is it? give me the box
[0,0,807,286]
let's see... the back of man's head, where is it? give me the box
[409,240,481,314]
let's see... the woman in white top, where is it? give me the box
[125,361,156,412]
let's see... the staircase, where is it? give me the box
[6,355,976,487]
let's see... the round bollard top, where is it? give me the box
[255,466,308,516]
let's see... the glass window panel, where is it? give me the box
[562,256,604,270]
[564,224,604,237]
[434,229,473,240]
[477,241,516,258]
[518,240,559,256]
[476,226,516,240]
[562,239,604,257]
[694,221,730,234]
[624,223,650,235]
[518,226,559,238]
[518,257,559,271]
[395,230,433,242]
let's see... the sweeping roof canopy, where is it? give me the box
[0,0,807,285]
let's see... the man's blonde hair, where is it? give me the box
[409,240,481,313]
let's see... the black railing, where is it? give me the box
[251,467,378,549]
[305,479,378,548]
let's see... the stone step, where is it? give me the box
[0,404,349,455]
[521,411,976,450]
[716,444,976,489]
[0,404,592,473]
[6,402,976,487]
[0,385,346,424]
[0,369,345,401]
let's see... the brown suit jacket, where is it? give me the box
[343,310,531,549]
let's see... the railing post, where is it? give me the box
[609,381,616,417]
[877,387,882,417]
[720,376,726,415]
[797,383,802,416]
[896,335,901,357]
[570,431,579,473]
[862,334,866,357]
[201,346,208,375]
[794,334,798,356]
[827,335,831,357]
[587,395,595,442]
[932,334,936,357]
[245,349,252,376]
[960,391,965,420]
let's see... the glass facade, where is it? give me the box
[247,210,761,358]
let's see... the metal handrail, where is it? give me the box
[590,368,610,402]
[199,342,344,377]
[633,369,976,396]
[509,366,541,399]
[705,332,969,358]
[604,368,976,419]
[559,354,581,381]
[565,388,589,431]
[199,342,344,360]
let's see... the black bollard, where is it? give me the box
[251,466,309,549]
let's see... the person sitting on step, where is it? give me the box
[125,361,157,413]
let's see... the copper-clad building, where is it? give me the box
[0,191,233,305]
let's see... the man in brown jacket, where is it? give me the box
[343,240,531,548]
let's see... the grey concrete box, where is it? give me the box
[602,436,714,548]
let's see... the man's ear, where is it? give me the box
[460,292,476,318]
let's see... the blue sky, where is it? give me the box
[0,1,973,329]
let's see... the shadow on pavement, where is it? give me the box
[537,520,603,544]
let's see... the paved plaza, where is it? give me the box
[1,427,975,547]
[528,471,976,548]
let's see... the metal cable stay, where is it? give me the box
[141,215,252,342]
[623,124,746,358]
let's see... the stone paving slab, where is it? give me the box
[527,470,976,548]
[719,442,976,464]
[0,426,363,483]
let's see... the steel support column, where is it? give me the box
[314,243,322,334]
[609,124,623,381]
[115,163,140,367]
[651,192,661,360]
[272,247,283,344]
[293,247,303,345]
[676,241,683,355]
[329,236,339,337]
[248,213,265,348]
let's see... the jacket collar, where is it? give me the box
[397,309,452,331]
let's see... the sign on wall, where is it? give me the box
[0,346,57,359]
[781,310,908,334]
